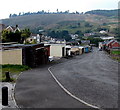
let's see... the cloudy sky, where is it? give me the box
[0,0,119,19]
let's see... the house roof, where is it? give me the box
[106,40,115,45]
[5,25,20,32]
[2,43,44,49]
[100,36,114,40]
[31,34,38,36]
[111,41,120,45]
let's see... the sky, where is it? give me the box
[0,0,119,19]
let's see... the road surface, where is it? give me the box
[15,47,118,109]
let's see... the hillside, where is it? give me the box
[2,9,118,38]
[85,9,119,18]
[2,13,117,31]
[1,9,119,42]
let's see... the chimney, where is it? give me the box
[16,25,18,28]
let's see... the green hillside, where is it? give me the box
[85,9,119,18]
[2,13,117,30]
[2,9,118,39]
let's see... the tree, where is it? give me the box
[21,28,31,43]
[9,14,12,18]
[1,30,21,43]
[57,9,59,13]
[76,11,79,14]
[1,30,9,42]
[75,30,83,36]
[61,30,71,41]
[87,37,104,47]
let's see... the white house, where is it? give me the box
[99,30,107,34]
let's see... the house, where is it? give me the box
[5,25,20,33]
[26,34,41,43]
[84,33,95,37]
[100,36,115,40]
[99,30,107,34]
[106,40,116,49]
[49,38,66,44]
[81,40,90,45]
[0,43,50,67]
[70,34,78,39]
[101,40,120,52]
[55,39,66,44]
[111,41,120,49]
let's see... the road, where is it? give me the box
[15,47,118,109]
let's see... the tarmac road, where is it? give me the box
[50,47,119,109]
[15,64,90,108]
[15,47,118,109]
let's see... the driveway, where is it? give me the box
[15,47,118,109]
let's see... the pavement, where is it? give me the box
[0,82,18,109]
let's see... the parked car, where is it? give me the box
[49,56,54,62]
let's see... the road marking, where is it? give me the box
[48,67,100,109]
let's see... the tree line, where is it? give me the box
[9,10,83,18]
[9,9,118,18]
[47,30,71,41]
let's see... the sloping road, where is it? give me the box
[15,47,118,109]
[15,66,90,108]
[50,47,118,109]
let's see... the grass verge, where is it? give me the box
[0,64,30,82]
[111,50,120,55]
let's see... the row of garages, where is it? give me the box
[45,43,92,57]
[0,43,91,67]
[0,43,50,67]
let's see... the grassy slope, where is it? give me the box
[2,14,117,30]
